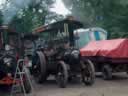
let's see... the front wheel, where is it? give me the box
[81,59,95,85]
[56,61,68,88]
[23,75,31,93]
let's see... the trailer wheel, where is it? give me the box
[56,61,68,88]
[102,65,112,80]
[81,59,95,85]
[126,68,128,74]
[32,51,47,83]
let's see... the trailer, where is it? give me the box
[80,39,128,80]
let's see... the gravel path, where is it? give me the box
[1,73,128,96]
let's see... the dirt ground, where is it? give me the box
[1,72,128,96]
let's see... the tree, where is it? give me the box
[62,0,128,38]
[0,11,3,26]
[2,0,62,34]
[9,0,55,33]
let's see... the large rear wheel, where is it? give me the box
[81,59,95,85]
[56,61,68,88]
[32,51,47,83]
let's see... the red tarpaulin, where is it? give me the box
[80,39,128,58]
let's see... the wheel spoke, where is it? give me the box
[56,62,68,88]
[81,60,95,85]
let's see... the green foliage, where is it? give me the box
[0,11,3,26]
[63,0,128,38]
[2,0,63,34]
[8,0,54,33]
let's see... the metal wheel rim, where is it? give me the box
[33,56,41,77]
